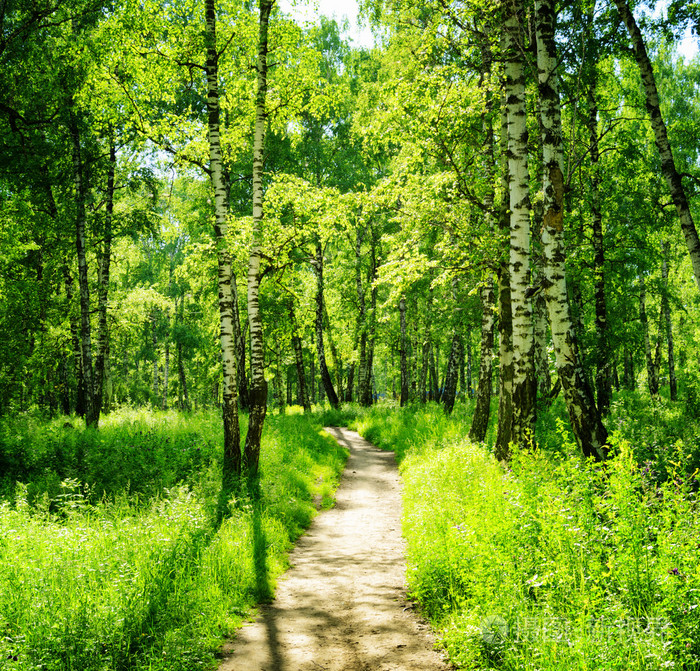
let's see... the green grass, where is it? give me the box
[354,403,700,670]
[0,409,348,671]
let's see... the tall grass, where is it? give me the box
[0,409,347,671]
[355,404,700,670]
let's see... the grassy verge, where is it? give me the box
[0,409,347,671]
[354,404,700,670]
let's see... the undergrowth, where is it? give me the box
[355,403,700,670]
[0,409,347,671]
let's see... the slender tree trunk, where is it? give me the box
[162,321,170,410]
[63,266,85,417]
[470,277,496,442]
[69,112,98,428]
[495,94,514,460]
[205,0,241,482]
[429,342,439,402]
[442,333,462,414]
[313,240,340,408]
[177,341,190,411]
[505,0,536,449]
[420,288,433,403]
[288,298,310,412]
[324,306,344,402]
[399,295,409,406]
[587,78,612,415]
[94,135,115,417]
[536,0,607,459]
[613,0,700,293]
[640,275,659,396]
[232,273,249,411]
[661,241,677,400]
[345,363,355,402]
[243,0,274,476]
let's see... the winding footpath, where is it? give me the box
[217,427,451,671]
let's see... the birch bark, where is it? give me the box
[536,0,607,459]
[205,0,241,480]
[504,0,535,449]
[244,0,274,475]
[613,0,700,292]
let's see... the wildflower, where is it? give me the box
[668,568,680,576]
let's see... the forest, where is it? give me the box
[1,0,700,667]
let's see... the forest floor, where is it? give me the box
[216,426,451,671]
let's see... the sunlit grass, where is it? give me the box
[356,403,700,670]
[0,409,348,671]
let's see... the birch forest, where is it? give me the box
[1,0,700,668]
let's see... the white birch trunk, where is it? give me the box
[536,0,607,459]
[244,0,274,474]
[612,0,700,292]
[205,0,241,480]
[504,0,535,448]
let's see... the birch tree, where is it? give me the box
[204,0,242,480]
[244,0,274,476]
[535,0,608,459]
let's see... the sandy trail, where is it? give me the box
[217,426,450,671]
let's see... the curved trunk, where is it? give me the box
[314,241,339,409]
[536,0,607,459]
[244,0,274,475]
[205,0,241,481]
[613,0,700,292]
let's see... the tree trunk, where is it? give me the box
[613,0,700,293]
[505,0,536,449]
[442,332,462,414]
[244,0,274,476]
[587,77,612,415]
[162,321,170,410]
[640,275,659,396]
[661,241,677,400]
[313,240,340,408]
[429,342,439,402]
[94,135,115,417]
[324,306,344,402]
[536,0,607,459]
[288,298,310,412]
[470,277,496,442]
[63,266,85,417]
[345,363,355,402]
[399,295,409,406]
[205,0,241,482]
[419,287,433,403]
[232,272,249,411]
[69,111,98,428]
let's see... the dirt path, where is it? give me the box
[217,426,451,671]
